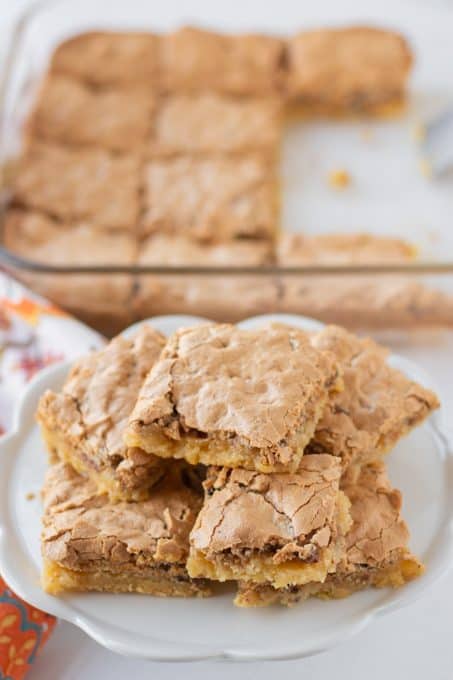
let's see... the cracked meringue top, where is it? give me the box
[125,323,341,473]
[308,325,439,467]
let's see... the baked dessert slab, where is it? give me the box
[286,27,413,115]
[37,326,166,502]
[149,93,282,156]
[160,26,285,94]
[134,234,275,321]
[308,325,439,468]
[41,462,210,597]
[11,142,141,230]
[50,31,160,86]
[276,233,453,328]
[125,323,341,473]
[3,209,136,324]
[141,154,278,241]
[30,74,155,152]
[235,462,423,606]
[187,455,351,588]
[276,233,416,265]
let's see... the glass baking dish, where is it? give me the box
[1,0,453,337]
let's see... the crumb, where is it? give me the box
[411,121,426,143]
[418,158,432,178]
[25,492,35,501]
[360,128,374,142]
[328,169,351,189]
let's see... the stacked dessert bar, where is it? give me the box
[4,25,453,332]
[37,321,438,605]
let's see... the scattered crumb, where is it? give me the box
[360,128,374,142]
[418,158,432,179]
[328,169,351,189]
[25,492,35,501]
[411,121,426,143]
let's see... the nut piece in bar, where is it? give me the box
[37,326,166,502]
[286,27,413,115]
[235,462,423,606]
[187,455,351,588]
[160,26,285,94]
[149,93,282,157]
[134,233,275,321]
[141,155,278,241]
[308,325,439,468]
[3,209,136,329]
[11,142,141,230]
[125,324,341,473]
[276,233,453,329]
[50,31,160,86]
[41,462,211,597]
[29,75,155,152]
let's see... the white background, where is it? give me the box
[1,1,453,678]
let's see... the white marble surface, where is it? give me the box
[1,0,453,677]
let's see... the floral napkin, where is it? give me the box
[0,272,104,679]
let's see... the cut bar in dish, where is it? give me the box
[276,233,453,328]
[29,75,155,152]
[10,142,141,230]
[160,26,285,94]
[187,455,351,588]
[140,154,278,241]
[286,27,413,115]
[3,209,136,330]
[37,326,166,502]
[308,325,439,468]
[125,324,341,473]
[41,462,210,597]
[134,233,275,321]
[149,93,282,157]
[235,462,423,606]
[50,31,160,86]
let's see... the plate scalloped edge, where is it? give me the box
[0,313,452,662]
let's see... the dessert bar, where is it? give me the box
[37,326,166,501]
[41,461,210,597]
[187,455,351,588]
[30,74,155,152]
[149,93,282,156]
[125,323,341,473]
[160,26,285,94]
[141,154,278,241]
[11,142,141,230]
[308,325,439,468]
[286,27,413,114]
[235,462,423,605]
[50,31,160,86]
[134,233,275,320]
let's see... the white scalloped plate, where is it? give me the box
[0,314,452,662]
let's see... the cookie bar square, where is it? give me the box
[141,155,278,240]
[276,233,453,328]
[134,233,275,321]
[308,325,439,468]
[11,142,141,230]
[30,75,155,152]
[160,26,284,94]
[50,31,160,86]
[41,462,210,597]
[3,209,136,325]
[125,323,341,473]
[235,462,423,605]
[149,93,282,156]
[187,455,351,588]
[37,325,166,502]
[286,27,413,114]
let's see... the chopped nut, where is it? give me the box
[25,492,35,501]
